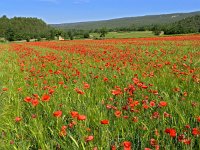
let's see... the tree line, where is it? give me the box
[0,15,108,41]
[0,15,200,42]
[0,15,97,41]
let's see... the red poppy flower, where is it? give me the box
[83,82,90,89]
[70,111,79,118]
[53,110,62,117]
[132,77,139,84]
[142,85,148,89]
[132,117,138,123]
[58,81,64,85]
[165,128,176,137]
[123,141,131,150]
[103,77,108,82]
[59,125,67,137]
[101,120,109,125]
[42,94,50,102]
[59,130,67,137]
[69,121,76,128]
[129,100,139,108]
[185,125,190,129]
[114,110,121,118]
[31,99,39,107]
[150,138,157,147]
[165,128,170,133]
[24,96,32,102]
[85,135,94,142]
[2,88,8,91]
[192,128,200,136]
[123,116,129,119]
[111,89,122,96]
[15,117,22,122]
[150,101,156,107]
[170,129,176,137]
[163,112,171,118]
[93,147,98,150]
[152,112,159,119]
[111,145,116,150]
[159,101,167,107]
[78,114,86,121]
[155,129,159,136]
[18,88,22,92]
[74,88,85,95]
[182,139,191,145]
[197,116,200,122]
[32,114,37,118]
[33,94,39,98]
[143,104,149,109]
[49,89,55,94]
[10,140,14,145]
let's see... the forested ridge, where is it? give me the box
[163,15,200,34]
[51,11,200,30]
[0,16,52,41]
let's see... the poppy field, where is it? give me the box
[0,35,200,150]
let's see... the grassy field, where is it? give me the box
[90,31,156,39]
[0,35,200,150]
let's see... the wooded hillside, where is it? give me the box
[0,16,52,41]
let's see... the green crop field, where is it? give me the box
[90,31,156,39]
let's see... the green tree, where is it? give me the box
[152,25,162,35]
[5,28,15,41]
[26,36,30,42]
[67,30,74,40]
[83,32,90,38]
[98,27,108,38]
[0,15,10,37]
[47,29,56,40]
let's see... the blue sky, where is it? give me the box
[0,0,200,24]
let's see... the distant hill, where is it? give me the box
[163,15,200,34]
[51,11,200,30]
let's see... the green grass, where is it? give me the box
[90,31,156,39]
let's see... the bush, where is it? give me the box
[37,37,42,41]
[153,30,162,35]
[0,38,6,43]
[26,36,30,42]
[83,32,90,38]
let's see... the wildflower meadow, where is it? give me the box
[0,35,200,150]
